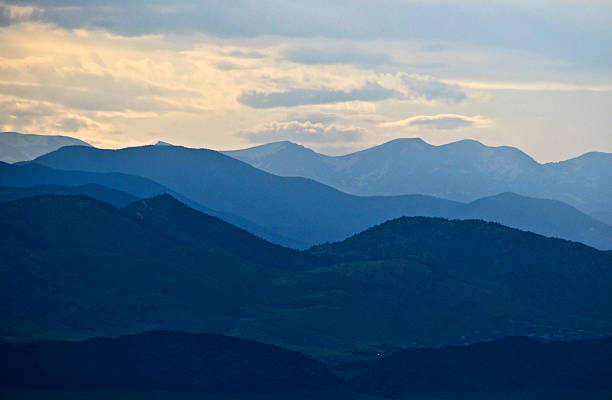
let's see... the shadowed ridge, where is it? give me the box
[450,192,612,250]
[31,144,463,248]
[0,330,345,393]
[350,335,612,397]
[0,183,139,208]
[310,216,612,322]
[0,194,173,255]
[123,194,313,270]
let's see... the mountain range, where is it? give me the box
[2,331,611,399]
[0,330,343,394]
[0,131,91,164]
[28,144,612,250]
[225,139,612,225]
[2,194,611,359]
[349,336,612,398]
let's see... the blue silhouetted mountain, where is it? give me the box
[2,194,612,359]
[449,192,612,250]
[350,336,612,397]
[0,195,297,341]
[0,131,91,163]
[0,160,308,248]
[310,217,612,325]
[0,184,138,208]
[31,145,463,247]
[0,160,166,199]
[225,138,612,225]
[0,330,344,393]
[31,145,612,249]
[123,194,312,270]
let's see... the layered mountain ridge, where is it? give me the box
[225,138,612,224]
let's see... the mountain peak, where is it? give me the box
[155,140,174,146]
[0,131,92,163]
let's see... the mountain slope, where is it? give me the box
[225,138,612,223]
[449,192,612,250]
[122,194,311,270]
[32,145,612,249]
[0,331,343,393]
[0,160,300,248]
[0,131,91,163]
[350,336,612,398]
[3,194,612,360]
[0,184,138,208]
[31,145,462,247]
[309,217,612,320]
[0,195,289,342]
[0,160,167,199]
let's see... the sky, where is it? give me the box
[0,0,611,162]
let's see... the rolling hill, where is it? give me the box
[350,336,612,398]
[2,194,612,360]
[0,330,343,393]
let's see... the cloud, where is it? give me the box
[238,120,363,143]
[3,0,610,69]
[379,114,490,130]
[283,47,390,66]
[227,49,265,59]
[401,75,466,103]
[285,112,338,125]
[57,117,89,132]
[237,82,398,108]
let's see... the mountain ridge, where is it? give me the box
[0,131,91,164]
[225,138,612,224]
[2,194,612,359]
[31,144,612,249]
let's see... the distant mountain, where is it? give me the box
[123,194,311,270]
[31,145,612,249]
[0,184,138,208]
[0,160,166,199]
[2,194,612,359]
[224,139,612,225]
[449,192,612,251]
[0,160,309,248]
[0,330,343,393]
[31,145,462,247]
[350,336,612,398]
[0,131,91,163]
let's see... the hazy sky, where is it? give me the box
[1,0,611,161]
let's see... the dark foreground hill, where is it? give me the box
[2,195,612,359]
[350,336,612,398]
[0,330,343,393]
[0,195,290,341]
[31,145,612,249]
